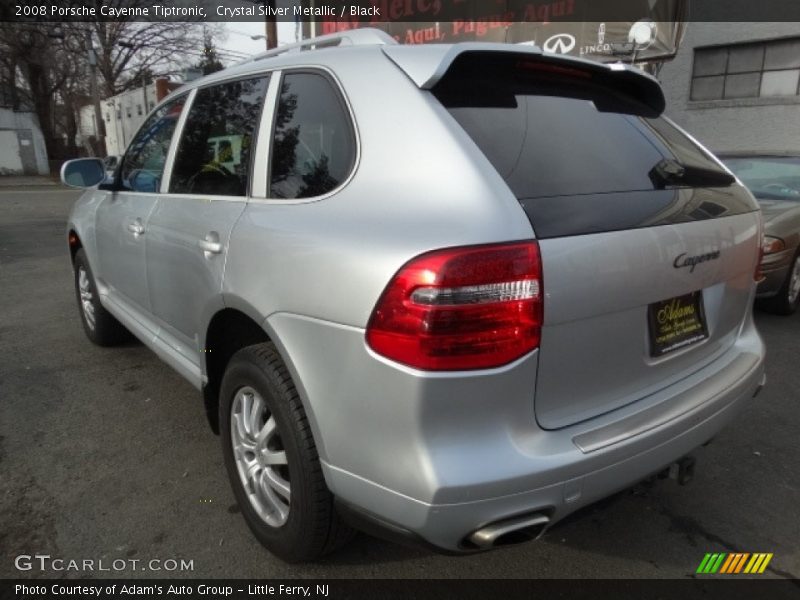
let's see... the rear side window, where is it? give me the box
[269,72,356,199]
[170,76,269,196]
[120,95,186,193]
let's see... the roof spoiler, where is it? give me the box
[383,43,666,116]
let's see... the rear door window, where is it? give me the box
[169,76,269,196]
[269,72,356,199]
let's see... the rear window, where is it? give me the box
[441,94,726,200]
[432,54,753,238]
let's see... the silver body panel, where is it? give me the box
[145,196,246,369]
[94,191,157,314]
[536,213,760,429]
[66,39,765,552]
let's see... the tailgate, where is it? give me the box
[429,48,761,428]
[535,210,759,428]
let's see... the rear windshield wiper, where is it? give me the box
[649,158,735,189]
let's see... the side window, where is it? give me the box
[169,76,269,196]
[120,95,186,193]
[270,72,356,199]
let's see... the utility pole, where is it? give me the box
[264,0,278,49]
[85,28,106,157]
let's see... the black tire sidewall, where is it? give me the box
[219,348,318,562]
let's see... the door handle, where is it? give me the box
[198,239,222,254]
[198,232,222,257]
[127,220,145,236]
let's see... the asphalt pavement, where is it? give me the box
[1,185,798,580]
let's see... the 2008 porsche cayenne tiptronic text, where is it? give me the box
[61,29,766,562]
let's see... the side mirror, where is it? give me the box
[61,158,106,188]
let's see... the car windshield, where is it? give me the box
[723,156,800,202]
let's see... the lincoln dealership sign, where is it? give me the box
[317,0,687,63]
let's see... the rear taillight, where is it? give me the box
[366,241,543,371]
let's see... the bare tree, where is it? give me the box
[0,23,79,158]
[0,2,217,161]
[91,20,210,96]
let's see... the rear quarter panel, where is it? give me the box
[223,48,534,329]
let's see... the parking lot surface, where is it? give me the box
[1,186,798,579]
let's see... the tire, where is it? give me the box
[73,249,130,346]
[758,251,800,316]
[220,343,354,562]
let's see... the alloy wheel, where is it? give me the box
[78,267,96,330]
[788,256,800,305]
[231,386,291,527]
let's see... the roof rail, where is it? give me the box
[238,28,397,65]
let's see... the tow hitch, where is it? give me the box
[669,456,696,485]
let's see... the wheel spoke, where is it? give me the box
[233,410,250,444]
[245,460,262,484]
[262,450,287,466]
[258,470,289,521]
[255,415,276,447]
[239,393,252,436]
[264,467,291,500]
[248,394,263,437]
[233,438,256,460]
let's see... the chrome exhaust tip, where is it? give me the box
[467,513,550,549]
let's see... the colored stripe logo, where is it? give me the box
[696,552,773,574]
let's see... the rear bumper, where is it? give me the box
[329,359,763,551]
[268,311,765,553]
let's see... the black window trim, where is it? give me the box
[264,66,360,203]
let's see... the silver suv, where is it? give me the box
[62,29,766,562]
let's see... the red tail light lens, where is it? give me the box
[366,241,543,371]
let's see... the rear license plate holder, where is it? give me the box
[648,291,709,357]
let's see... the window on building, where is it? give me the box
[126,107,132,118]
[169,76,269,196]
[691,37,800,101]
[269,72,356,199]
[116,110,121,120]
[148,102,154,110]
[137,104,143,116]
